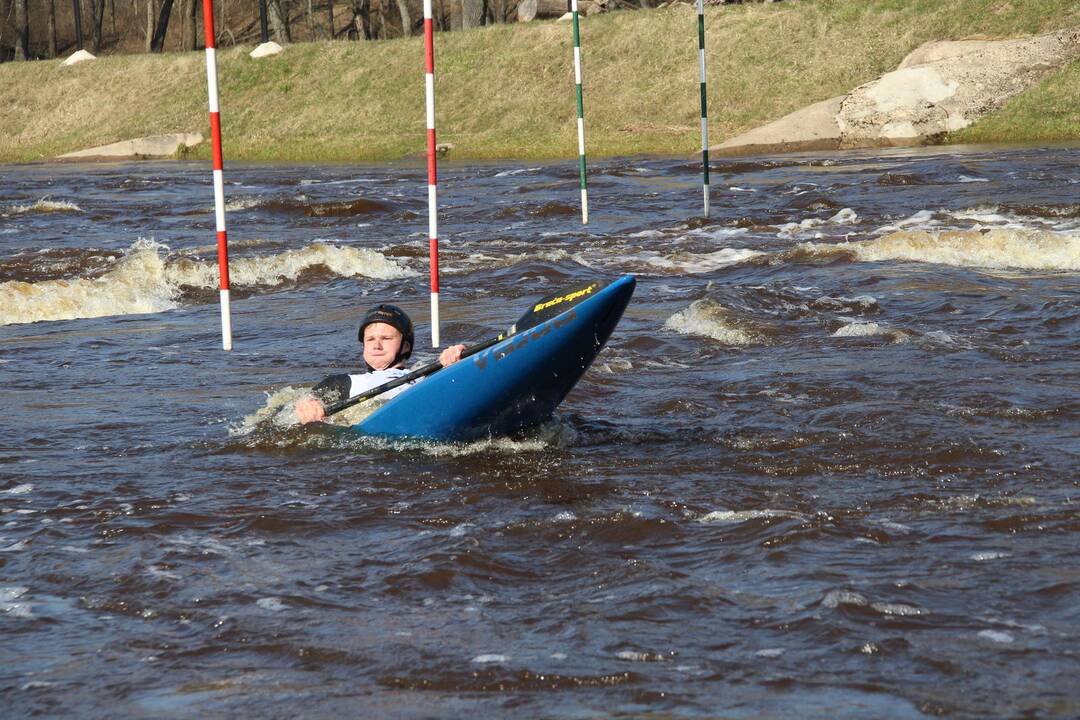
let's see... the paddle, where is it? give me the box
[322,279,607,418]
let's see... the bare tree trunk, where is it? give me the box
[92,0,105,51]
[149,0,173,50]
[183,0,195,50]
[258,0,269,42]
[47,0,58,56]
[393,0,408,37]
[267,0,291,42]
[72,0,85,49]
[305,0,315,39]
[14,0,29,59]
[326,0,333,37]
[460,0,482,27]
[378,0,390,38]
[349,0,370,39]
[145,0,155,52]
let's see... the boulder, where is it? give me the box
[713,27,1080,156]
[250,41,284,58]
[60,49,96,66]
[58,133,204,161]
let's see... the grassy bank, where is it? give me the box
[3,0,1080,163]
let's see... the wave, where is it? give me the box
[664,299,764,346]
[0,247,122,283]
[266,197,393,217]
[640,247,763,275]
[778,208,859,239]
[697,508,806,524]
[4,198,83,216]
[0,240,416,326]
[797,229,1080,271]
[221,196,393,216]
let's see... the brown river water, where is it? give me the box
[1,147,1078,718]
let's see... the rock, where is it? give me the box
[714,95,844,156]
[838,28,1080,146]
[250,41,284,58]
[558,11,573,22]
[60,49,96,66]
[713,27,1080,156]
[58,133,204,161]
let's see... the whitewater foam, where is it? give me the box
[642,247,763,274]
[698,508,805,523]
[1,240,415,326]
[778,208,859,238]
[801,229,1080,271]
[664,299,763,346]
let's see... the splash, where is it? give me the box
[230,384,387,437]
[0,240,416,326]
[232,385,565,455]
[832,321,908,343]
[664,299,763,346]
[800,229,1080,271]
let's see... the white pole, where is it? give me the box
[424,0,441,348]
[203,0,232,351]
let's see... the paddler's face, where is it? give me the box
[363,322,407,370]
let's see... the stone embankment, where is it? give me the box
[58,133,204,160]
[715,28,1080,155]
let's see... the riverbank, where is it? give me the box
[3,0,1080,163]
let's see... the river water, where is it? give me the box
[1,147,1078,718]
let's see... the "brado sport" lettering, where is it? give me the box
[532,284,597,314]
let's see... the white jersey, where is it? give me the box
[311,366,422,408]
[347,367,414,401]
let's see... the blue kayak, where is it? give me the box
[355,275,636,441]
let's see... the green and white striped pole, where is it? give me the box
[571,0,589,224]
[697,0,710,217]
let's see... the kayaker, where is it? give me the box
[294,304,464,424]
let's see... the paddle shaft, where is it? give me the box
[323,335,500,417]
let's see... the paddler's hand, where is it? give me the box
[439,344,466,367]
[295,396,327,424]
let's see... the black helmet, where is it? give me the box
[358,304,414,363]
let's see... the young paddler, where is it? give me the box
[294,304,464,424]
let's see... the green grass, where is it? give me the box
[2,0,1080,163]
[950,57,1080,144]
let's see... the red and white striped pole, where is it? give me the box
[423,0,441,348]
[202,0,233,351]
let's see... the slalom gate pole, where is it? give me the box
[697,0,710,217]
[571,0,589,224]
[423,0,441,348]
[202,0,233,351]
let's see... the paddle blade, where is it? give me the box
[509,278,612,335]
